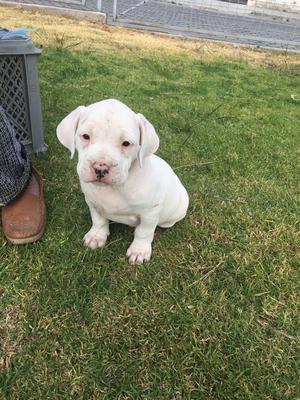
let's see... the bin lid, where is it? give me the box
[0,28,41,55]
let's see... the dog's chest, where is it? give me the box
[87,185,140,227]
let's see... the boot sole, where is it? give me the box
[5,223,46,244]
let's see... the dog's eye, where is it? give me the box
[82,134,90,140]
[122,141,131,147]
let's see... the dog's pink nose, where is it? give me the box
[93,162,110,179]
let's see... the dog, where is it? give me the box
[57,99,189,264]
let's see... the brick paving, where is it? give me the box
[1,0,299,52]
[112,0,300,52]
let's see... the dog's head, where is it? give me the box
[57,99,159,185]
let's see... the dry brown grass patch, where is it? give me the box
[0,303,24,370]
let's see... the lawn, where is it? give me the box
[0,6,300,399]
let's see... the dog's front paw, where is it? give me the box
[126,241,152,265]
[83,227,108,250]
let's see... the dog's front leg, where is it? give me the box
[84,199,109,250]
[126,214,159,264]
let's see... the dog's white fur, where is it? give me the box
[57,99,189,264]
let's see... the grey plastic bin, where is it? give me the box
[0,33,47,153]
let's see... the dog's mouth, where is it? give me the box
[95,174,114,185]
[95,176,111,184]
[83,174,111,184]
[79,163,126,185]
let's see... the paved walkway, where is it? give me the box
[103,0,300,52]
[1,0,300,52]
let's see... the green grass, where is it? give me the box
[1,38,300,399]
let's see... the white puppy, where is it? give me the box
[57,99,189,264]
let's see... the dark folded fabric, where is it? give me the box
[0,105,31,206]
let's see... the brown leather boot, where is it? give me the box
[2,167,46,244]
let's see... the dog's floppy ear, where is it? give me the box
[136,113,159,168]
[56,106,85,159]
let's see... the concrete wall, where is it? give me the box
[165,0,251,15]
[248,0,300,13]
